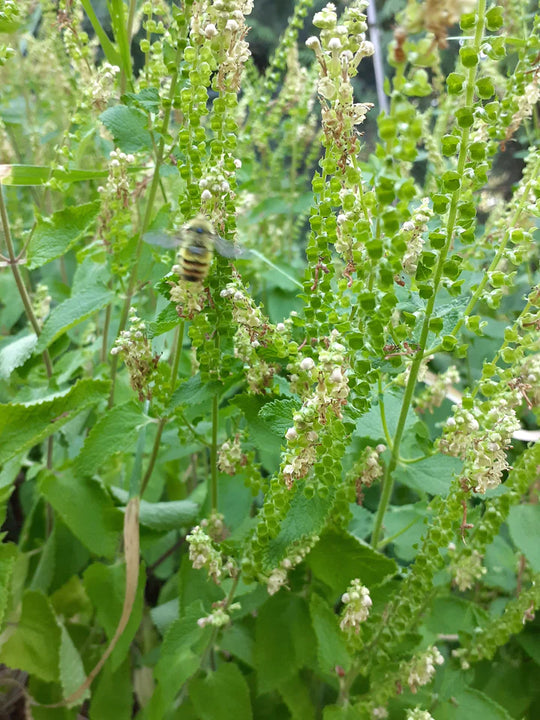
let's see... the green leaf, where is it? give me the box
[89,656,132,720]
[310,593,352,674]
[484,535,517,592]
[0,542,18,626]
[437,686,513,720]
[232,394,282,472]
[397,454,461,496]
[83,560,145,670]
[149,604,208,717]
[423,596,489,641]
[122,88,160,113]
[39,470,122,559]
[348,504,373,541]
[29,523,57,594]
[383,502,429,561]
[59,623,89,706]
[323,706,363,720]
[100,106,153,153]
[27,202,100,269]
[0,164,110,186]
[0,379,110,465]
[169,373,222,410]
[190,663,253,720]
[150,598,179,637]
[517,630,540,666]
[109,0,132,82]
[255,594,316,693]
[75,402,151,477]
[308,530,398,597]
[1,590,61,683]
[265,487,334,569]
[35,285,115,352]
[148,303,181,338]
[111,487,199,532]
[258,397,301,436]
[80,0,121,66]
[0,333,38,379]
[220,623,255,667]
[354,390,417,441]
[279,673,316,720]
[507,505,540,572]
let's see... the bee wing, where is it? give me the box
[214,234,252,260]
[142,230,181,249]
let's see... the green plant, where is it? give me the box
[0,0,539,718]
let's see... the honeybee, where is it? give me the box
[144,215,248,283]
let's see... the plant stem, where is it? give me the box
[108,40,185,407]
[169,321,185,393]
[210,394,219,511]
[0,189,53,379]
[140,417,166,498]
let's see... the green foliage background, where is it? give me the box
[0,1,539,719]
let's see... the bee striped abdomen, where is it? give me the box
[177,243,213,283]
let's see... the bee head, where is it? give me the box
[184,215,215,239]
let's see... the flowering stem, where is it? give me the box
[426,154,540,356]
[371,1,486,549]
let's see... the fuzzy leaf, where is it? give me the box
[59,623,89,706]
[265,487,334,569]
[148,303,180,338]
[83,558,145,671]
[39,470,122,559]
[397,454,462,497]
[35,285,115,352]
[308,530,398,597]
[310,593,352,674]
[169,373,222,410]
[110,486,199,532]
[1,590,61,683]
[0,333,38,379]
[190,663,253,720]
[100,106,153,153]
[255,594,315,694]
[89,657,132,720]
[0,542,18,626]
[0,164,109,186]
[75,402,151,477]
[28,202,100,269]
[507,505,540,572]
[258,397,301,436]
[0,379,109,465]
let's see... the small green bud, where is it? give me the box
[442,171,461,192]
[485,6,503,30]
[432,195,450,214]
[460,47,478,67]
[447,72,465,94]
[441,335,457,351]
[469,142,487,161]
[456,108,474,128]
[476,77,494,99]
[460,12,476,29]
[418,284,434,299]
[184,45,197,63]
[442,134,459,156]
